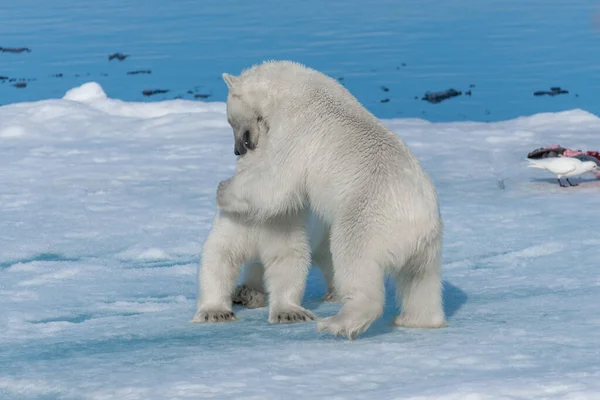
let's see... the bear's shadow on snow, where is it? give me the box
[363,280,468,339]
[304,277,468,339]
[441,280,468,318]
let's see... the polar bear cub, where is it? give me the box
[192,202,335,324]
[216,60,446,338]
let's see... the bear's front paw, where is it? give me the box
[216,179,232,208]
[232,285,267,309]
[268,306,316,324]
[191,308,237,323]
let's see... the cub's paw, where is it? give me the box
[191,308,237,323]
[268,306,316,324]
[232,285,267,309]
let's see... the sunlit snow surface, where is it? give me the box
[1,83,600,399]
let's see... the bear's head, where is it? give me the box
[222,73,269,157]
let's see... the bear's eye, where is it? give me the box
[243,130,251,147]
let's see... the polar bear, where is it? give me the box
[192,201,337,324]
[216,60,446,338]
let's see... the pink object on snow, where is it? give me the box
[562,149,584,157]
[561,149,600,177]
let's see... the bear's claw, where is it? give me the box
[191,309,237,323]
[269,306,316,324]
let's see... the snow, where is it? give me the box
[1,82,600,399]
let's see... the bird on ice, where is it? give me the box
[527,157,599,187]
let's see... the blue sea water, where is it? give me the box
[1,0,599,121]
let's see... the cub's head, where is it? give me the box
[222,73,269,156]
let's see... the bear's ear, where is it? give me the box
[222,73,239,89]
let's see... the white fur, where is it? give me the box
[217,60,446,338]
[192,206,336,324]
[231,206,338,308]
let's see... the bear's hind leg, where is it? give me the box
[393,247,446,329]
[316,256,385,339]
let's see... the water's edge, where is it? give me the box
[1,0,599,122]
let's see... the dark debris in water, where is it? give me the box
[533,87,569,97]
[380,98,390,103]
[187,86,212,99]
[0,47,31,53]
[108,52,128,61]
[142,89,169,97]
[127,70,152,75]
[422,88,462,104]
[51,73,63,78]
[13,82,27,88]
[4,77,35,83]
[380,86,389,92]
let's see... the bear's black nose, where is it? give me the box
[234,139,247,156]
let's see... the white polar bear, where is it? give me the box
[216,60,446,339]
[192,201,337,324]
